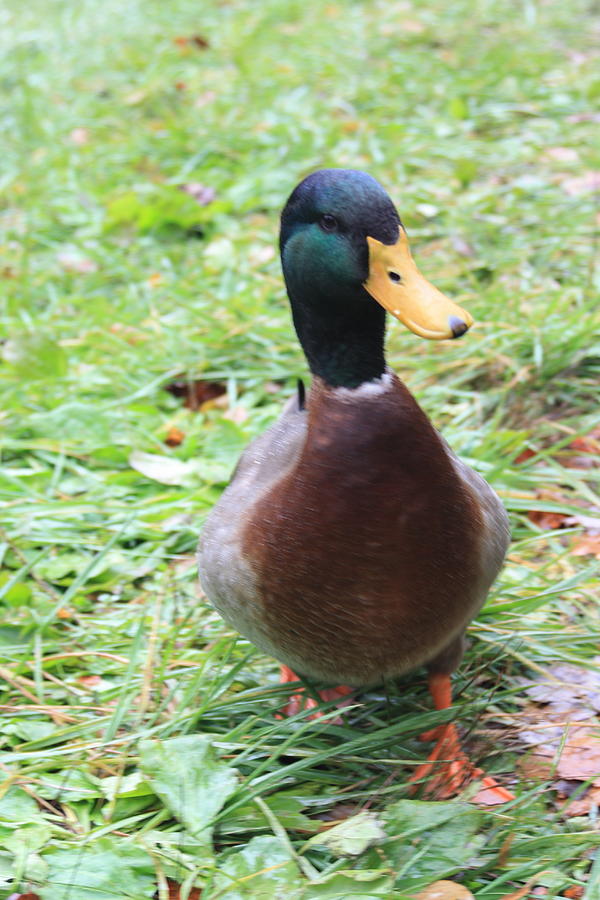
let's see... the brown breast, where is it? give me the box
[241,374,483,685]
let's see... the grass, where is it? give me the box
[0,0,599,896]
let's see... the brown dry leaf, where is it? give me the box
[528,509,568,530]
[498,874,552,900]
[109,322,148,345]
[77,675,102,687]
[223,406,248,425]
[316,802,361,823]
[413,880,474,900]
[556,727,600,783]
[164,879,202,899]
[164,378,226,411]
[563,888,585,900]
[561,784,600,818]
[527,488,573,530]
[147,272,163,288]
[558,427,600,469]
[517,661,600,815]
[56,607,75,619]
[173,34,209,50]
[164,426,185,447]
[515,448,536,464]
[572,533,600,559]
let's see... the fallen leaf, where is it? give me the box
[108,322,147,345]
[57,251,97,273]
[164,426,185,447]
[528,509,568,530]
[164,377,226,411]
[560,170,600,196]
[556,727,600,782]
[249,244,276,265]
[515,448,536,464]
[78,675,102,687]
[543,147,579,163]
[315,802,361,822]
[566,112,600,123]
[129,450,198,486]
[516,661,600,815]
[561,784,600,818]
[499,874,553,900]
[194,90,216,108]
[571,534,600,559]
[563,888,585,900]
[223,406,248,425]
[179,182,216,206]
[147,272,163,287]
[451,236,475,257]
[57,607,75,619]
[413,880,474,900]
[526,488,575,530]
[68,127,89,145]
[558,428,600,469]
[163,878,202,899]
[173,34,210,49]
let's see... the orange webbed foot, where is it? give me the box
[409,673,514,806]
[278,665,353,720]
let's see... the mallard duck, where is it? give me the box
[199,169,513,803]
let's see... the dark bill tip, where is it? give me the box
[448,315,469,339]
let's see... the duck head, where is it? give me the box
[280,169,472,388]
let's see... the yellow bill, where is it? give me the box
[364,228,473,340]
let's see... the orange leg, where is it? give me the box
[409,673,514,805]
[278,665,353,719]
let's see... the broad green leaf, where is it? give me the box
[304,811,385,857]
[139,734,238,844]
[2,333,68,380]
[0,787,46,824]
[100,771,153,800]
[379,800,484,891]
[36,768,102,801]
[304,868,396,898]
[1,823,52,855]
[42,838,155,900]
[220,789,318,836]
[3,719,56,743]
[129,450,200,485]
[204,835,303,900]
[0,851,17,890]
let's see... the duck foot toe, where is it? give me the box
[409,723,514,805]
[277,665,353,720]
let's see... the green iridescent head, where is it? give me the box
[279,169,472,388]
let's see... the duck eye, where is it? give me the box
[319,214,338,232]
[388,271,402,283]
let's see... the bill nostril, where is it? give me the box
[449,315,469,338]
